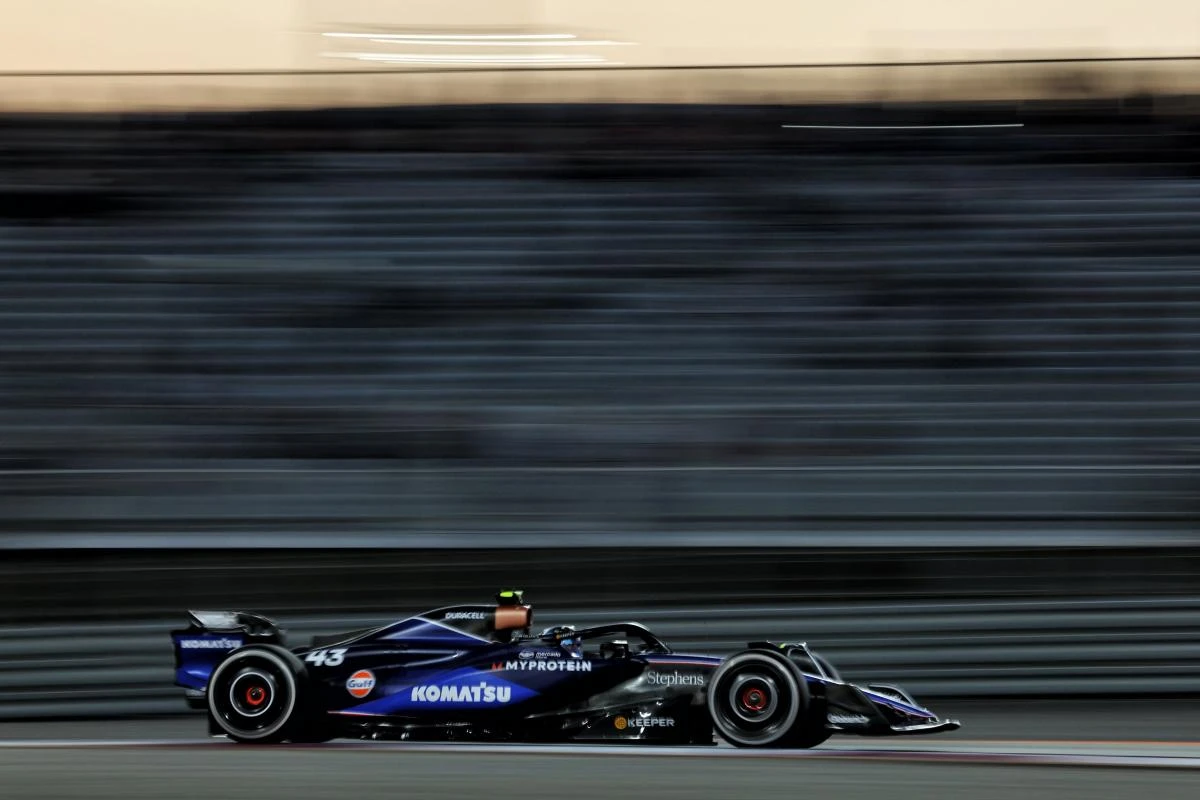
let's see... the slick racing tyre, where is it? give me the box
[707,650,822,748]
[207,645,317,743]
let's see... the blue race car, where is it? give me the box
[171,590,959,747]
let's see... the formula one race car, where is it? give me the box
[171,590,959,748]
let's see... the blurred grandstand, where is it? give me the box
[0,103,1197,547]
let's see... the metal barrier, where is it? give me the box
[3,597,1199,719]
[1,125,1200,548]
[0,466,1198,549]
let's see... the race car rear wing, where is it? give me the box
[182,610,285,641]
[170,610,286,709]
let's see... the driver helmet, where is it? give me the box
[543,625,583,657]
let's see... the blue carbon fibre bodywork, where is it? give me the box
[326,630,609,717]
[378,618,493,646]
[172,633,245,691]
[335,667,538,715]
[172,599,960,743]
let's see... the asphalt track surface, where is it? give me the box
[2,700,1199,799]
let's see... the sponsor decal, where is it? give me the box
[410,683,512,704]
[646,671,706,688]
[304,648,347,667]
[444,612,490,621]
[515,649,563,660]
[828,713,870,725]
[179,638,241,650]
[345,671,535,713]
[616,715,674,729]
[492,660,593,673]
[346,670,376,698]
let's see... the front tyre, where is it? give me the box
[207,645,311,743]
[707,650,818,748]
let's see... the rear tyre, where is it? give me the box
[707,650,825,748]
[207,645,312,743]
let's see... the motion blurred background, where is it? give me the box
[1,0,1200,721]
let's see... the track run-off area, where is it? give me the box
[2,701,1199,799]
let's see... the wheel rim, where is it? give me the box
[708,654,802,746]
[228,670,276,718]
[729,673,778,722]
[208,650,298,740]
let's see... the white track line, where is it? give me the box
[782,124,1024,130]
[0,739,218,748]
[2,739,1200,768]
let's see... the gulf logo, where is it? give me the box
[346,670,376,698]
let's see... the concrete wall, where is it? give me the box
[0,1,1197,110]
[3,1,1198,72]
